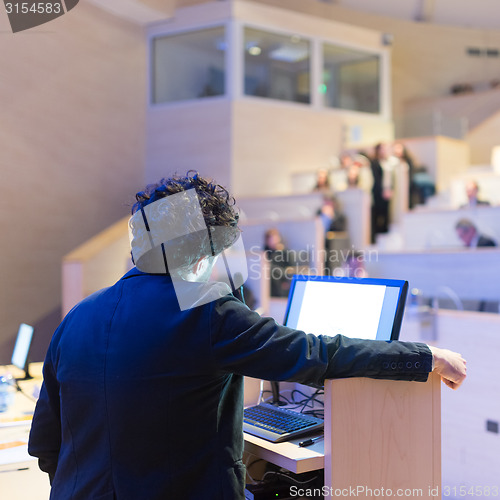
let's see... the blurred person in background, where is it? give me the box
[318,196,347,234]
[461,180,490,208]
[455,218,497,248]
[392,142,417,210]
[370,143,395,242]
[263,228,295,297]
[312,167,332,193]
[341,250,368,279]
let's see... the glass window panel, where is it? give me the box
[243,27,311,104]
[322,44,380,113]
[152,27,226,104]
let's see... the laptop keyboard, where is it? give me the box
[243,403,323,443]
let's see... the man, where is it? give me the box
[29,172,466,500]
[370,143,396,242]
[461,180,490,208]
[455,218,497,248]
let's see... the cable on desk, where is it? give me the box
[12,380,38,403]
[261,388,324,419]
[261,470,319,486]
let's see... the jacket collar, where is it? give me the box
[120,267,170,280]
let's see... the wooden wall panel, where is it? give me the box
[0,3,146,362]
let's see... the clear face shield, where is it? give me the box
[128,188,247,311]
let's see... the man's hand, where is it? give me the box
[429,346,467,389]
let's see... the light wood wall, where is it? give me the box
[146,99,233,189]
[62,217,132,316]
[467,112,500,165]
[0,3,147,362]
[232,100,344,196]
[402,136,470,192]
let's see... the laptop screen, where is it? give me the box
[283,276,408,341]
[11,323,34,371]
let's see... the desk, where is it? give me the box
[0,363,50,500]
[244,432,324,474]
[3,368,441,499]
[244,373,441,499]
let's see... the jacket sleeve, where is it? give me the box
[28,341,61,483]
[209,296,432,387]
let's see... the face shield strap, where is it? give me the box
[140,205,168,274]
[160,243,168,274]
[221,250,236,291]
[207,227,216,257]
[139,206,154,249]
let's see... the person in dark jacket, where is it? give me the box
[455,218,497,248]
[29,172,467,500]
[370,142,394,242]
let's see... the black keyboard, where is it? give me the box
[243,403,324,443]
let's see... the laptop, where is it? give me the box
[11,323,34,380]
[283,275,408,341]
[243,276,408,443]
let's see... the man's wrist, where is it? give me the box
[428,345,438,371]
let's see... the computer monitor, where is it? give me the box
[268,276,408,405]
[11,323,34,380]
[283,275,408,341]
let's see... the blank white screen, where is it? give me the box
[287,281,386,340]
[11,323,34,370]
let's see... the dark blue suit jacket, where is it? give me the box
[28,269,432,499]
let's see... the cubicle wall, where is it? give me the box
[365,248,500,304]
[336,188,371,249]
[237,193,324,221]
[240,217,324,266]
[449,173,500,208]
[238,190,371,251]
[402,309,500,492]
[240,216,325,317]
[401,205,500,249]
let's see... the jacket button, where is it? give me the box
[406,362,413,369]
[415,361,421,369]
[398,362,404,369]
[391,362,397,370]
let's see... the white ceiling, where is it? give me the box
[321,0,500,30]
[89,0,500,31]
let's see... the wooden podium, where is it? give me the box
[324,372,441,499]
[245,373,441,499]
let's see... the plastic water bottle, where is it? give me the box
[0,374,14,412]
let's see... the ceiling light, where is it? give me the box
[248,46,261,56]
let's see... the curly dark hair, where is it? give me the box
[130,171,240,273]
[132,171,239,225]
